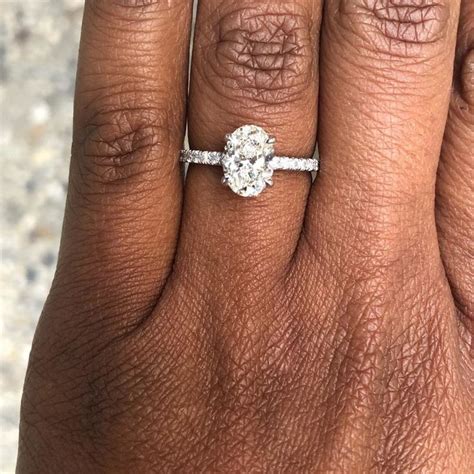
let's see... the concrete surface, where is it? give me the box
[1,1,83,471]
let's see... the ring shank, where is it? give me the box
[180,150,318,172]
[180,150,222,166]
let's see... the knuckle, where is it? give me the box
[110,0,166,7]
[90,0,179,19]
[200,4,316,106]
[337,0,451,53]
[73,105,174,188]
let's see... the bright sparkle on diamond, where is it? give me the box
[222,125,274,197]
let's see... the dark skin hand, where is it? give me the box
[18,1,473,472]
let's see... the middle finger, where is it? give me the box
[304,0,460,272]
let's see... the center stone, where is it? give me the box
[222,125,274,197]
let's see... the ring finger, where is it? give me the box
[179,0,322,281]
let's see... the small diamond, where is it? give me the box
[222,125,274,197]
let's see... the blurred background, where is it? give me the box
[1,1,84,470]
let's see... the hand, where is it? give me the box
[19,1,473,472]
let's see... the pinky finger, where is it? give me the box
[54,1,192,323]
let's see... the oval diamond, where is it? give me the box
[222,125,274,197]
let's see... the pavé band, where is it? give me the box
[180,150,318,173]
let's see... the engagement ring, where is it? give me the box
[180,125,318,197]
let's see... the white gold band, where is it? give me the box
[180,150,319,173]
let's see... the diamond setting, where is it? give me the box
[222,125,274,197]
[179,126,319,197]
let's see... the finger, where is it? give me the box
[304,0,460,264]
[178,0,321,279]
[436,0,474,334]
[55,1,192,317]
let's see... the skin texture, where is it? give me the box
[18,0,473,472]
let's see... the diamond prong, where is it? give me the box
[265,178,273,186]
[221,176,229,185]
[267,136,276,145]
